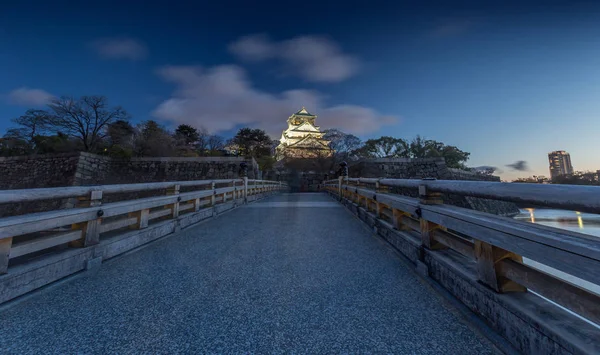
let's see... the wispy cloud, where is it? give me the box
[89,37,148,60]
[506,160,529,171]
[7,87,55,106]
[229,34,359,83]
[152,65,396,135]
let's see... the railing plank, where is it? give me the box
[344,185,419,216]
[431,229,475,258]
[0,179,286,277]
[148,209,172,221]
[99,217,138,234]
[10,230,82,259]
[377,179,600,214]
[179,203,194,212]
[419,204,600,286]
[0,208,99,240]
[421,203,600,260]
[498,259,600,325]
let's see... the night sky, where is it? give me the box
[2,0,600,179]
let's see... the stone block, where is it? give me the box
[86,256,103,271]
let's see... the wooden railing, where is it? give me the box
[0,178,286,275]
[324,177,600,326]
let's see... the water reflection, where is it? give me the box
[515,208,600,302]
[515,208,600,238]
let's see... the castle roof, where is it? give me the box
[292,107,316,117]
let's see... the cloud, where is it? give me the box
[229,34,359,82]
[7,87,55,106]
[152,64,396,136]
[472,165,501,174]
[90,37,148,60]
[506,160,529,171]
[228,34,274,61]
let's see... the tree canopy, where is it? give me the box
[356,136,409,158]
[174,124,200,146]
[323,129,362,161]
[230,128,272,158]
[1,97,474,171]
[352,135,470,169]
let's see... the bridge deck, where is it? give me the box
[1,193,498,353]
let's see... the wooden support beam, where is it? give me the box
[418,183,447,250]
[420,220,448,250]
[128,208,149,229]
[211,182,216,206]
[392,209,413,231]
[475,240,526,293]
[70,190,102,247]
[0,237,12,274]
[165,184,180,218]
[376,202,385,219]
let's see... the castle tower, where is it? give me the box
[276,107,332,160]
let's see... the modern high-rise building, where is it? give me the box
[548,151,574,179]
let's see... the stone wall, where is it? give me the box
[0,153,83,216]
[349,157,450,179]
[0,153,81,189]
[0,152,259,217]
[73,153,258,186]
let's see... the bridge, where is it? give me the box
[0,174,598,354]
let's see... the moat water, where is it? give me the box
[514,208,600,298]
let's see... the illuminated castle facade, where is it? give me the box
[276,108,332,160]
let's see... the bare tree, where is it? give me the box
[196,127,210,153]
[207,134,225,153]
[47,96,129,152]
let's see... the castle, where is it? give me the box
[275,108,332,160]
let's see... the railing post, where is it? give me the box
[0,237,12,274]
[166,184,180,218]
[418,182,447,251]
[129,208,149,229]
[71,190,103,247]
[338,161,348,201]
[223,181,229,203]
[193,197,201,212]
[392,209,412,231]
[211,181,216,206]
[243,177,248,203]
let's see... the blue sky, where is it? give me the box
[1,0,600,180]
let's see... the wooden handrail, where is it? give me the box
[323,180,600,326]
[324,177,600,214]
[0,179,244,204]
[0,178,288,276]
